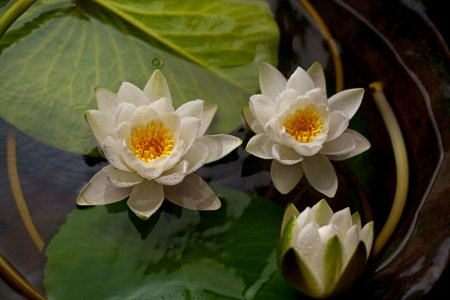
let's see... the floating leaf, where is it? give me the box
[44,185,292,299]
[0,0,279,154]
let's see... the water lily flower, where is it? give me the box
[279,200,374,298]
[77,70,242,220]
[243,63,370,197]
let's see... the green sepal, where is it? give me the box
[281,203,299,236]
[332,241,367,296]
[312,199,333,226]
[322,236,343,297]
[280,248,322,298]
[278,215,295,266]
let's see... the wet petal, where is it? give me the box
[176,99,204,121]
[117,82,150,107]
[329,207,353,236]
[272,143,303,165]
[127,180,164,220]
[182,141,209,173]
[249,94,275,128]
[270,160,303,194]
[242,106,264,134]
[343,225,360,267]
[259,63,287,100]
[245,133,276,159]
[311,199,334,227]
[285,66,316,96]
[307,62,326,94]
[328,129,370,161]
[164,173,221,210]
[143,69,171,102]
[294,222,321,265]
[179,116,201,154]
[326,111,349,142]
[104,165,143,188]
[197,134,242,164]
[85,110,114,144]
[199,104,217,136]
[150,97,174,115]
[155,160,188,186]
[320,132,356,156]
[95,87,116,115]
[302,155,337,198]
[328,88,364,120]
[360,221,374,258]
[76,168,131,206]
[101,136,131,172]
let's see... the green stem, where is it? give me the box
[0,0,37,38]
[370,82,409,257]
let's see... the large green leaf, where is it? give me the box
[44,185,293,299]
[0,0,278,154]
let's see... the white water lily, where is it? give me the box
[243,63,370,197]
[77,70,242,220]
[279,200,374,298]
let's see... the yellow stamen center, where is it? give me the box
[130,120,174,162]
[283,106,324,143]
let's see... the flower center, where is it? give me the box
[130,120,174,162]
[283,106,324,143]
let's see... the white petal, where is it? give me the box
[164,173,221,210]
[311,199,334,227]
[360,221,374,258]
[101,136,131,172]
[179,116,201,154]
[176,99,204,121]
[307,62,326,94]
[245,133,275,159]
[302,155,337,198]
[259,63,287,100]
[182,141,209,173]
[76,168,131,206]
[104,165,143,188]
[117,82,150,107]
[272,144,303,165]
[115,103,137,125]
[85,110,114,144]
[326,111,349,142]
[149,97,174,115]
[329,207,352,235]
[318,224,341,243]
[328,129,371,161]
[328,88,364,119]
[285,66,316,96]
[155,160,188,186]
[199,104,217,136]
[143,69,171,102]
[197,134,241,164]
[127,180,164,220]
[343,225,360,267]
[129,105,160,127]
[294,222,321,265]
[320,132,356,156]
[249,94,275,129]
[293,207,313,233]
[270,160,303,194]
[242,106,264,134]
[290,139,323,157]
[95,87,116,115]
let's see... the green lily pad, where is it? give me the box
[44,185,292,299]
[0,0,279,154]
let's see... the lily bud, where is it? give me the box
[279,199,374,298]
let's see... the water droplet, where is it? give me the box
[151,56,164,68]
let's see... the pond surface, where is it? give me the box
[0,0,448,299]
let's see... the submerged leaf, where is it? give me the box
[0,0,279,154]
[44,185,288,299]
